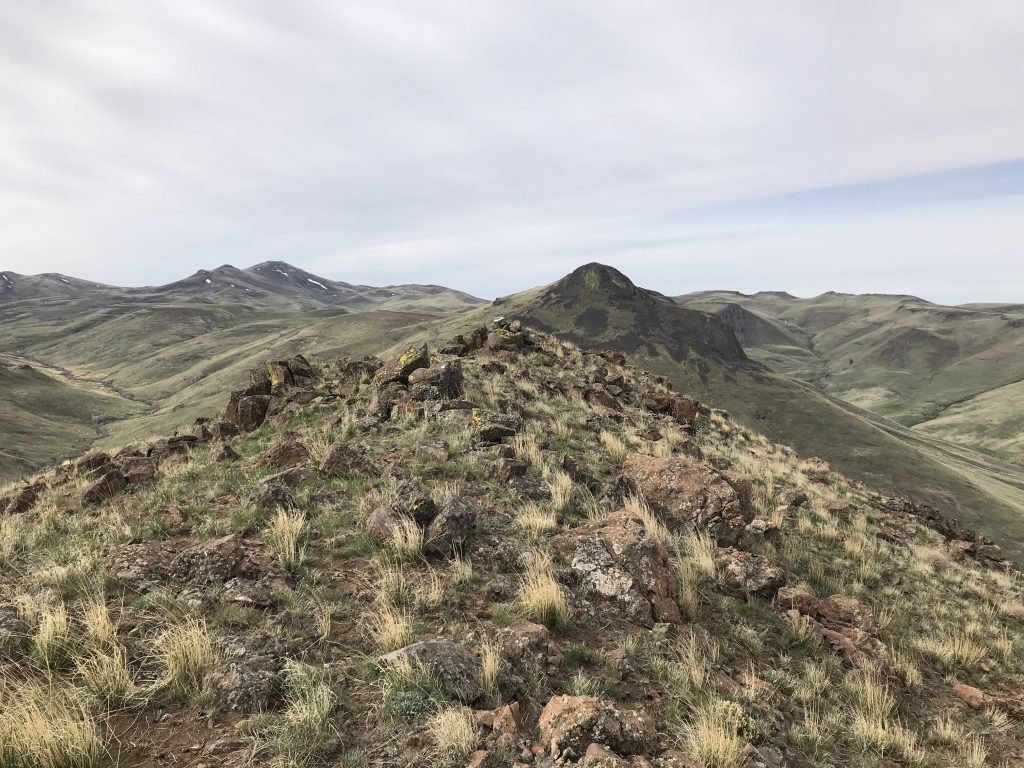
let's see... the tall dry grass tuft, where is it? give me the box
[519,552,569,628]
[154,618,218,699]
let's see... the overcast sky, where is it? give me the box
[2,1,1022,303]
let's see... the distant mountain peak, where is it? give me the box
[558,262,643,297]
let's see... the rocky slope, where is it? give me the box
[1,321,1023,767]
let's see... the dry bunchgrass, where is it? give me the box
[519,552,569,627]
[154,617,218,698]
[415,569,445,609]
[543,467,575,513]
[552,418,573,442]
[623,494,670,545]
[515,502,558,537]
[450,556,474,585]
[914,630,988,667]
[681,531,719,579]
[33,602,71,671]
[267,508,306,571]
[429,707,478,764]
[0,683,107,768]
[512,434,543,466]
[0,516,24,562]
[389,517,425,561]
[271,661,339,762]
[76,645,138,707]
[599,430,628,462]
[313,602,333,645]
[369,604,415,651]
[675,557,700,619]
[82,599,117,648]
[684,699,745,768]
[928,711,964,746]
[480,639,502,695]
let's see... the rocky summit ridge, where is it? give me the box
[1,319,1023,767]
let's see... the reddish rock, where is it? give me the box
[621,455,753,546]
[558,509,680,626]
[581,743,630,767]
[537,695,655,761]
[953,682,986,709]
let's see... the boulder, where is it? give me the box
[537,695,655,761]
[408,359,464,400]
[81,468,127,506]
[621,455,753,546]
[209,442,240,463]
[373,344,430,387]
[319,442,376,477]
[380,639,482,703]
[497,621,561,680]
[581,744,631,767]
[485,329,525,352]
[558,509,680,626]
[473,410,521,444]
[719,550,786,599]
[2,482,44,515]
[233,395,272,433]
[205,633,285,713]
[261,435,310,470]
[425,494,478,557]
[116,456,159,486]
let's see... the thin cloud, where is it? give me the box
[1,1,1022,302]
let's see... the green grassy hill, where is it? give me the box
[0,262,480,480]
[676,290,1024,462]
[406,265,1024,559]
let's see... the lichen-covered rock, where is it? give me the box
[777,587,884,660]
[621,455,753,546]
[537,695,655,761]
[425,494,477,557]
[205,633,285,712]
[497,621,561,680]
[408,358,464,400]
[261,434,310,470]
[81,468,127,506]
[719,550,786,599]
[2,482,44,515]
[473,410,521,444]
[380,639,482,703]
[373,343,430,387]
[116,456,159,486]
[232,394,272,433]
[209,442,240,463]
[559,509,680,626]
[319,441,376,477]
[581,743,631,767]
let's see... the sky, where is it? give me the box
[1,1,1023,304]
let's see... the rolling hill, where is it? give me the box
[675,290,1024,462]
[0,262,482,480]
[406,264,1024,559]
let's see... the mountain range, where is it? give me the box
[2,260,1023,560]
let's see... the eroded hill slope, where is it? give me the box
[1,321,1023,767]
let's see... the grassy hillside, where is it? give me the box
[0,261,483,478]
[408,266,1024,560]
[676,291,1024,461]
[0,355,145,481]
[1,327,1022,767]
